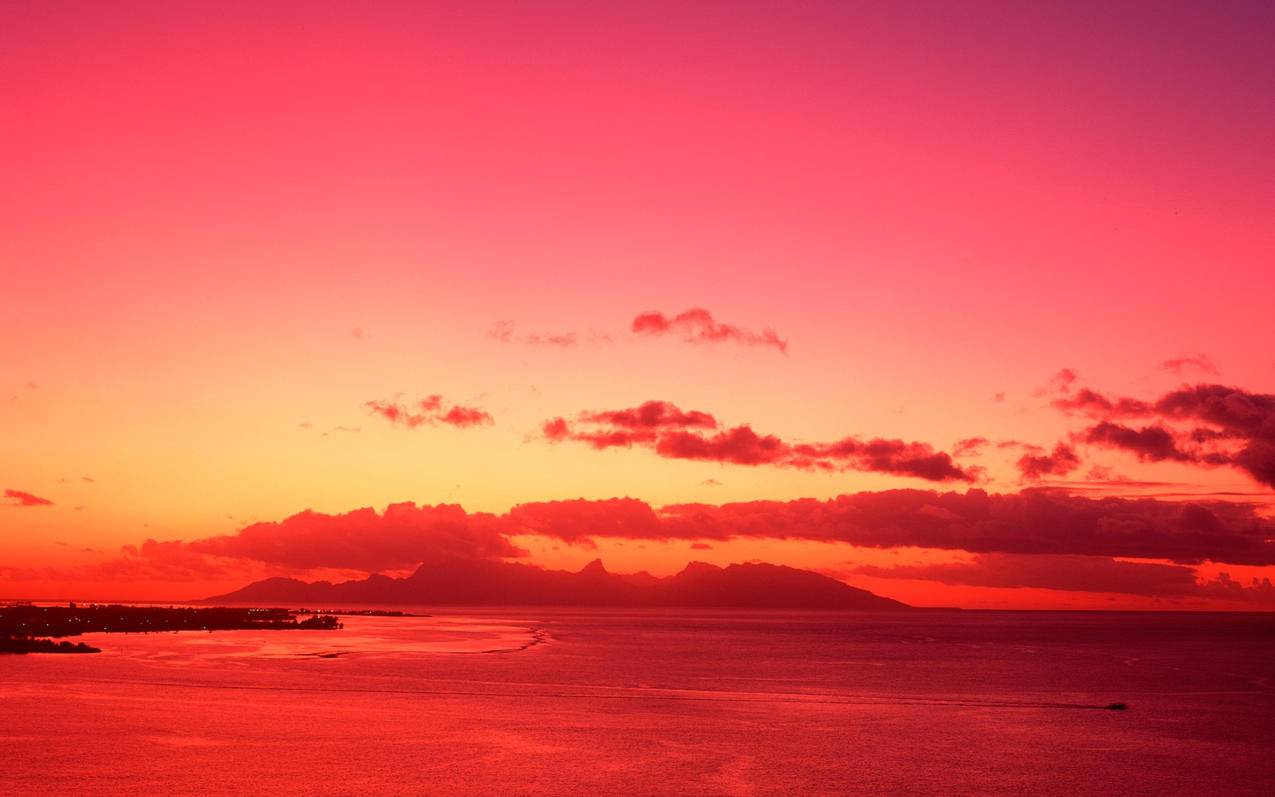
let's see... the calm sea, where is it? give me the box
[3,609,1272,795]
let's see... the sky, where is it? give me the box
[3,1,1274,609]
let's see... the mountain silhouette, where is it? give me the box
[207,558,908,609]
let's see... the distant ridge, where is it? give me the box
[206,558,909,610]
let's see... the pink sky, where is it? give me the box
[3,1,1274,608]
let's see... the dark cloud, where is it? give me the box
[501,489,1275,565]
[855,553,1273,603]
[543,401,975,482]
[58,489,1275,591]
[632,308,787,353]
[581,400,718,430]
[1052,388,1155,417]
[192,503,525,572]
[1016,443,1081,481]
[1081,421,1197,462]
[1052,382,1275,489]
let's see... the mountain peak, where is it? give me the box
[676,561,723,578]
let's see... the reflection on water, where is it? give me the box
[3,610,1273,796]
[70,615,549,659]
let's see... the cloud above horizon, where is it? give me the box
[192,502,524,572]
[1016,443,1081,481]
[4,489,53,507]
[542,400,975,482]
[1053,382,1275,489]
[853,553,1274,602]
[29,489,1275,610]
[488,320,611,347]
[367,395,493,429]
[1159,353,1220,376]
[632,308,788,353]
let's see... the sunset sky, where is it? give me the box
[3,1,1274,608]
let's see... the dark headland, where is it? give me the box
[0,604,341,654]
[208,558,910,610]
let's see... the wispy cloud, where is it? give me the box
[367,395,493,429]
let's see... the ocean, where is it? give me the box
[3,609,1272,795]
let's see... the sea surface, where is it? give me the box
[3,609,1273,796]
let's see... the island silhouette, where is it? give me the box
[208,558,909,609]
[0,604,341,654]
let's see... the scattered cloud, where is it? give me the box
[1034,368,1078,397]
[367,395,493,428]
[1016,443,1082,481]
[632,308,787,353]
[1051,381,1275,489]
[542,401,975,482]
[1080,421,1198,463]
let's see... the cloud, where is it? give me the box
[1052,381,1275,489]
[488,321,610,347]
[54,488,1275,593]
[1159,353,1219,376]
[581,400,718,430]
[855,553,1273,602]
[192,502,525,572]
[4,489,53,507]
[1034,368,1079,397]
[1053,389,1155,417]
[542,417,571,441]
[632,308,788,353]
[542,401,974,482]
[367,395,493,428]
[0,539,231,582]
[1081,421,1198,463]
[500,489,1275,565]
[1016,444,1081,481]
[953,437,989,458]
[506,497,665,542]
